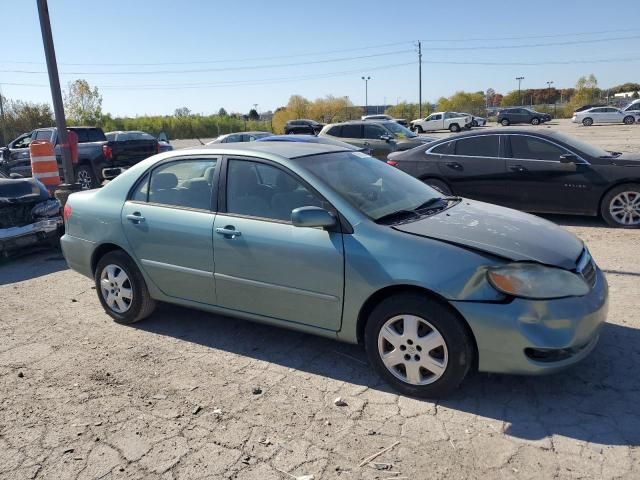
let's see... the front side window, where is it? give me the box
[431,114,442,120]
[141,159,217,210]
[364,124,386,139]
[226,159,323,222]
[510,136,565,161]
[13,134,32,149]
[454,136,499,157]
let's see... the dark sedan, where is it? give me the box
[497,108,552,126]
[387,129,640,228]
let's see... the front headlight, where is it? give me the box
[32,199,62,218]
[487,263,589,300]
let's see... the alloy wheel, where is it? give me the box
[100,264,133,313]
[77,170,93,190]
[609,191,640,226]
[377,315,448,385]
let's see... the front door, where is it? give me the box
[213,158,344,331]
[122,157,219,304]
[363,123,393,160]
[423,114,442,131]
[503,135,597,214]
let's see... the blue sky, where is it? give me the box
[1,0,639,116]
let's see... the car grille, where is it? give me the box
[576,249,597,288]
[0,203,35,229]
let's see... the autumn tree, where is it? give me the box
[63,79,103,125]
[0,97,54,144]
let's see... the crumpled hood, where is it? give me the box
[393,199,584,270]
[0,178,49,204]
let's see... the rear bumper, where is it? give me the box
[0,217,62,254]
[60,233,96,279]
[452,267,608,375]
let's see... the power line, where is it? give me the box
[419,34,640,50]
[419,27,640,42]
[0,49,414,75]
[423,56,640,65]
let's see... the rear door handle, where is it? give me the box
[126,213,145,224]
[446,162,462,171]
[509,165,527,173]
[216,226,241,238]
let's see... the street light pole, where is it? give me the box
[362,76,371,115]
[37,0,74,189]
[417,41,422,118]
[516,76,524,106]
[546,80,554,115]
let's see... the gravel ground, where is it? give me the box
[1,121,639,480]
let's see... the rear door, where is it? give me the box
[433,134,510,204]
[121,156,220,304]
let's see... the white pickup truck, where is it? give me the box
[410,112,472,133]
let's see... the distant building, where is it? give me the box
[360,105,392,116]
[613,91,638,99]
[259,111,273,122]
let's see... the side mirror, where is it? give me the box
[379,134,393,143]
[291,206,336,229]
[560,153,578,164]
[9,173,24,179]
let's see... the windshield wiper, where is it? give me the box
[374,209,420,225]
[414,197,447,211]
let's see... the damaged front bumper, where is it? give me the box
[0,217,63,254]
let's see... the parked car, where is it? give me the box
[103,131,159,179]
[206,131,272,144]
[362,114,409,127]
[622,99,640,113]
[0,170,62,256]
[61,142,607,397]
[574,103,606,113]
[387,129,640,227]
[0,127,139,190]
[284,119,325,135]
[455,113,486,127]
[256,134,372,155]
[497,108,552,126]
[319,121,437,160]
[157,131,173,153]
[572,107,638,126]
[410,112,472,133]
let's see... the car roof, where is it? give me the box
[196,141,350,159]
[430,128,561,140]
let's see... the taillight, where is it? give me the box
[102,144,113,160]
[387,160,399,167]
[63,203,72,222]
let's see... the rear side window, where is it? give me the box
[326,126,341,136]
[142,159,218,210]
[430,141,454,155]
[509,136,565,161]
[34,130,52,141]
[341,124,361,138]
[455,136,499,157]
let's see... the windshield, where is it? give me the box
[383,122,417,138]
[551,132,611,158]
[298,151,441,221]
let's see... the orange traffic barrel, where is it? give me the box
[29,140,60,194]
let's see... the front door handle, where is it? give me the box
[216,226,242,238]
[509,165,527,173]
[446,162,462,171]
[126,213,145,224]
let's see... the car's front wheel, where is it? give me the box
[95,250,156,324]
[582,117,593,127]
[623,115,635,125]
[601,184,640,228]
[364,293,474,398]
[449,124,461,133]
[415,125,424,133]
[531,117,540,125]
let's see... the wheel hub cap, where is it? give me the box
[100,264,133,313]
[377,315,448,386]
[610,191,640,226]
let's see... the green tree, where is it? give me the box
[248,108,259,121]
[63,79,102,125]
[174,107,191,117]
[218,107,228,116]
[1,97,54,143]
[437,91,486,114]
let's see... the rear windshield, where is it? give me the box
[71,128,107,143]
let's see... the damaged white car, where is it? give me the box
[0,171,63,256]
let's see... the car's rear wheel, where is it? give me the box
[95,250,156,324]
[582,117,593,127]
[471,120,478,127]
[623,115,635,125]
[601,184,640,228]
[449,124,461,133]
[364,293,474,398]
[76,165,97,190]
[423,178,452,196]
[415,125,424,133]
[500,119,510,126]
[531,117,540,125]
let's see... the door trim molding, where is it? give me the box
[141,259,213,278]
[214,272,339,302]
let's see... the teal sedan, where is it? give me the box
[61,143,608,397]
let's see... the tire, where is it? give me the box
[415,125,424,134]
[423,178,452,196]
[471,120,478,127]
[582,117,593,127]
[76,164,98,190]
[449,123,461,133]
[364,293,474,398]
[500,118,510,126]
[95,250,156,324]
[531,117,540,125]
[600,183,640,228]
[623,116,635,125]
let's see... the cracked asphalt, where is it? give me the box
[1,217,638,480]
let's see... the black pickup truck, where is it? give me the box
[1,127,159,189]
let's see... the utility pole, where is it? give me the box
[516,76,524,106]
[417,41,423,118]
[361,76,371,115]
[37,0,77,197]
